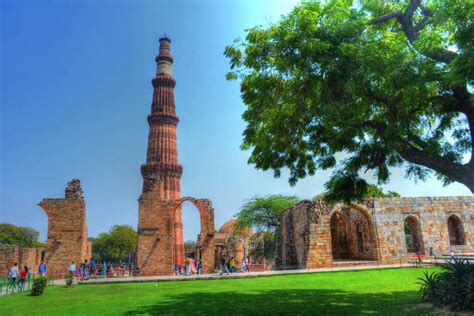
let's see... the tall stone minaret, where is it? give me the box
[140,36,184,266]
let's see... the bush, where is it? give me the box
[31,276,48,296]
[419,258,474,311]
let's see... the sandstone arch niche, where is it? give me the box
[404,215,424,253]
[167,197,216,273]
[329,207,378,261]
[330,212,350,259]
[447,215,465,246]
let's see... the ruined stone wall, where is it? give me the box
[277,196,474,270]
[373,196,474,261]
[0,245,43,276]
[38,179,89,275]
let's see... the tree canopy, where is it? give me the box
[0,223,43,247]
[225,0,474,200]
[234,195,300,231]
[92,225,137,262]
[314,183,400,202]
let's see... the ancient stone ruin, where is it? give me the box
[277,196,474,269]
[38,179,91,276]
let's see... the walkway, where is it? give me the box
[77,262,414,285]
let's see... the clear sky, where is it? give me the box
[1,0,471,243]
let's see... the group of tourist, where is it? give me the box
[68,259,139,280]
[174,258,203,276]
[7,262,33,290]
[220,255,251,275]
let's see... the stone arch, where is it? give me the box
[167,197,215,273]
[330,212,350,259]
[328,204,377,261]
[447,214,465,246]
[404,215,424,253]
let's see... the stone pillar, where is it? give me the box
[38,179,89,276]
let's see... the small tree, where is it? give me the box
[235,195,299,263]
[92,225,137,262]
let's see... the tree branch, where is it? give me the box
[368,11,402,25]
[400,144,474,190]
[367,0,457,63]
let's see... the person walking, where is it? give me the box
[219,255,230,276]
[18,266,28,290]
[416,252,423,268]
[229,257,235,273]
[185,257,191,276]
[8,263,19,291]
[197,259,202,275]
[38,260,47,277]
[68,261,76,279]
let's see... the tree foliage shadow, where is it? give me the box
[124,288,432,315]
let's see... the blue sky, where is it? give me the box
[1,0,471,242]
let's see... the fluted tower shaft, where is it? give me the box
[141,37,184,266]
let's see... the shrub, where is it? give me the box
[419,258,474,311]
[31,276,48,296]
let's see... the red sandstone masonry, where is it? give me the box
[139,37,184,267]
[38,179,89,275]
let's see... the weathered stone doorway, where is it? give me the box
[330,212,349,259]
[404,216,424,253]
[330,207,377,261]
[447,215,465,246]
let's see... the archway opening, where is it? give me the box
[330,212,349,259]
[182,201,202,261]
[404,216,424,253]
[330,208,377,261]
[447,215,465,246]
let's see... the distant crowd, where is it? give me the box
[67,259,139,280]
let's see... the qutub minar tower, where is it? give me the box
[140,36,185,266]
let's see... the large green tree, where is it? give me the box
[225,0,474,201]
[0,223,43,247]
[92,225,137,262]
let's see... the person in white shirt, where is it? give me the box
[68,261,76,277]
[8,262,19,289]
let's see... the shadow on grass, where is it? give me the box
[124,289,431,315]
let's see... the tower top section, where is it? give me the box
[156,36,173,76]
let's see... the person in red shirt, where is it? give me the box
[416,252,424,268]
[18,265,28,290]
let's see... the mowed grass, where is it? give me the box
[0,268,439,315]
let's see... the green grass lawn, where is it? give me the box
[0,268,438,315]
